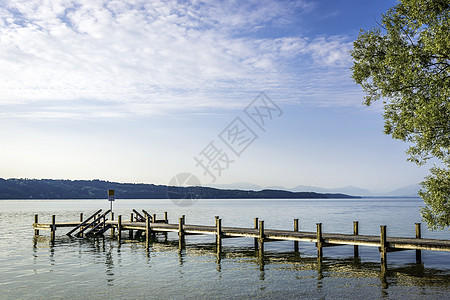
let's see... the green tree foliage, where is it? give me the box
[351,0,450,229]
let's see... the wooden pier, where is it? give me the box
[33,209,450,268]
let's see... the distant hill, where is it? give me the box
[206,182,421,197]
[383,184,420,197]
[0,178,359,200]
[204,182,263,191]
[290,185,373,196]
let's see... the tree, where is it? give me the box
[350,0,450,229]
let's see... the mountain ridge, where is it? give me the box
[208,182,420,197]
[0,178,359,200]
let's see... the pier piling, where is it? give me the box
[110,212,115,237]
[254,217,259,250]
[353,221,359,258]
[145,217,151,249]
[316,223,323,258]
[258,220,264,254]
[50,215,56,242]
[294,219,299,252]
[117,215,122,242]
[34,214,39,236]
[129,213,134,238]
[178,217,184,237]
[380,225,387,267]
[216,218,222,248]
[415,223,422,263]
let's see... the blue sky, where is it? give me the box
[0,0,430,193]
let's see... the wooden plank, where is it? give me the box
[38,215,450,254]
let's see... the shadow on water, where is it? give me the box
[33,233,450,297]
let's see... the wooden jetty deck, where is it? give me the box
[33,209,450,268]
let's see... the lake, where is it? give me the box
[0,198,449,299]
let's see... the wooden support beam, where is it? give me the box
[164,212,168,223]
[415,223,422,263]
[254,217,259,250]
[380,225,387,267]
[110,212,115,237]
[353,221,359,258]
[79,213,83,222]
[316,223,323,258]
[322,243,347,248]
[129,213,134,238]
[117,215,122,242]
[258,220,264,254]
[386,247,409,253]
[294,219,299,252]
[153,214,157,223]
[145,216,151,249]
[50,215,56,242]
[216,218,222,248]
[179,217,184,237]
[34,214,39,236]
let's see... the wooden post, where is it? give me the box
[294,219,299,252]
[110,212,115,237]
[380,225,387,267]
[50,215,56,242]
[178,217,185,251]
[34,214,39,236]
[258,220,264,254]
[353,221,359,258]
[316,223,323,258]
[153,214,157,223]
[216,218,222,248]
[164,212,168,223]
[178,217,184,237]
[254,217,259,250]
[79,213,85,238]
[117,215,122,242]
[129,213,134,238]
[415,223,422,263]
[145,216,151,249]
[182,215,185,225]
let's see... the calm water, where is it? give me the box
[0,198,449,299]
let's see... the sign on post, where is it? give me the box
[108,189,115,213]
[108,189,115,201]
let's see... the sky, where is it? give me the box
[0,0,432,193]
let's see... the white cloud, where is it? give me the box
[306,36,353,66]
[0,0,358,119]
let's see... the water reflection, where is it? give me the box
[32,235,450,297]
